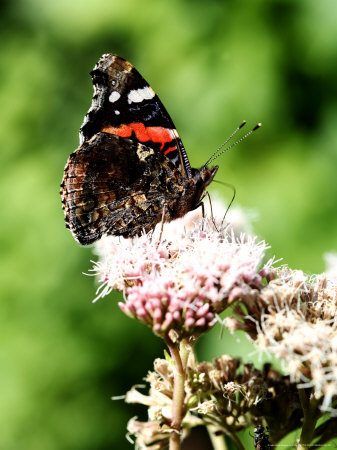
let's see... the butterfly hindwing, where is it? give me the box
[61,133,189,245]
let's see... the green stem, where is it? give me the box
[207,425,228,450]
[166,338,191,450]
[226,431,245,450]
[297,389,319,450]
[205,418,245,450]
[179,338,190,368]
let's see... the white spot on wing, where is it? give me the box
[172,129,179,139]
[128,86,155,104]
[109,91,121,103]
[137,144,155,160]
[128,90,143,103]
[114,110,120,115]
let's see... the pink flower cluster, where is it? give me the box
[92,217,271,340]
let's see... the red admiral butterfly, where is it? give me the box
[61,54,218,245]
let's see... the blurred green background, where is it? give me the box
[1,0,337,448]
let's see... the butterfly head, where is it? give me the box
[189,164,218,209]
[196,165,219,188]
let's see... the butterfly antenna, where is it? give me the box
[206,122,262,166]
[204,120,247,167]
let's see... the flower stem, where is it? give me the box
[207,425,229,450]
[297,388,319,450]
[166,338,190,450]
[226,431,245,450]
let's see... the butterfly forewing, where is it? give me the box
[80,54,191,177]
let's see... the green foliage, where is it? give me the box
[1,0,337,448]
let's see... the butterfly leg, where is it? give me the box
[220,182,236,232]
[205,191,219,232]
[200,200,205,231]
[156,203,167,247]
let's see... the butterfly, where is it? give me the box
[60,54,218,245]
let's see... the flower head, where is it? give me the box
[91,212,271,340]
[125,355,302,448]
[226,266,337,410]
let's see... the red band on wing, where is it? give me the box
[101,123,175,150]
[164,146,176,155]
